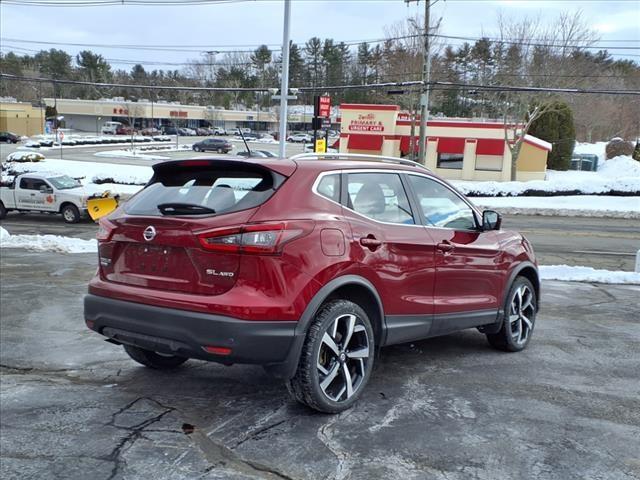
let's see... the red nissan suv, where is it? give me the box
[85,153,539,413]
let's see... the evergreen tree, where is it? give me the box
[528,100,576,170]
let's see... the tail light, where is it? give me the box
[96,218,115,242]
[197,221,314,255]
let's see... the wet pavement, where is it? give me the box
[1,248,639,480]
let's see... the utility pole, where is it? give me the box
[278,0,292,158]
[405,0,432,164]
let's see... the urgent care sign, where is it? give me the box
[341,104,399,135]
[339,104,401,155]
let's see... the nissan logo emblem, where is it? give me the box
[143,226,156,242]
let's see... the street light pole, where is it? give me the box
[278,0,292,158]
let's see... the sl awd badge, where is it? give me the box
[143,226,156,242]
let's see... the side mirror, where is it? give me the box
[40,185,53,194]
[482,210,502,231]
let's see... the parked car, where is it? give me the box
[1,173,90,223]
[192,138,232,153]
[85,154,539,413]
[231,128,251,135]
[212,127,227,135]
[179,128,197,136]
[141,127,161,136]
[115,125,135,135]
[163,126,179,135]
[0,131,20,144]
[101,122,123,135]
[196,127,212,136]
[287,133,312,143]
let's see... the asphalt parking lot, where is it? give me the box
[1,248,639,480]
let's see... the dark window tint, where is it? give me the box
[347,172,414,225]
[408,175,477,230]
[19,178,50,190]
[316,174,340,202]
[125,165,284,217]
[437,153,464,169]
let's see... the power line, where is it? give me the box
[2,31,638,54]
[1,0,253,6]
[2,73,639,96]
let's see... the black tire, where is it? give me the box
[486,276,537,352]
[123,344,188,370]
[0,201,7,219]
[286,299,375,413]
[192,146,200,152]
[61,204,81,224]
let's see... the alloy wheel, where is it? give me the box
[509,284,535,346]
[317,313,370,403]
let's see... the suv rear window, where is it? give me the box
[125,165,285,217]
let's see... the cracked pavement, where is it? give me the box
[1,249,640,480]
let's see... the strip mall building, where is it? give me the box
[338,104,551,181]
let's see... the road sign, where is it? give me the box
[316,95,331,118]
[315,138,326,153]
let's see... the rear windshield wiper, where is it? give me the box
[157,203,216,215]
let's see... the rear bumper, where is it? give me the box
[84,294,298,367]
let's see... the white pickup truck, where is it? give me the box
[0,173,92,223]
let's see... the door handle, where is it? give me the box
[360,236,382,251]
[436,241,454,253]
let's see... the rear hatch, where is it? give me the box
[98,159,294,295]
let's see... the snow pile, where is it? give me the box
[94,150,170,161]
[6,158,152,185]
[540,265,640,285]
[6,151,45,162]
[473,195,640,218]
[598,155,640,177]
[0,227,97,254]
[454,155,640,196]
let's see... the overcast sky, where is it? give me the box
[1,0,638,69]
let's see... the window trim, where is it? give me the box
[405,172,482,232]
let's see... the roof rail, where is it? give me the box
[290,152,430,171]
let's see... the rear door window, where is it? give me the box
[125,165,284,217]
[346,172,414,225]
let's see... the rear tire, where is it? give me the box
[486,276,537,352]
[123,344,188,370]
[286,299,375,413]
[61,204,81,224]
[0,201,7,219]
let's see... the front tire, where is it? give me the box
[61,204,81,224]
[287,300,375,413]
[123,344,188,370]
[486,276,537,352]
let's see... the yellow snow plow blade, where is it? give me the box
[87,193,119,221]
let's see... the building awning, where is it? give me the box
[437,137,466,154]
[347,134,384,151]
[476,138,505,155]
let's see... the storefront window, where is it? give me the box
[437,153,464,169]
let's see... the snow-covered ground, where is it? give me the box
[540,265,640,285]
[453,156,640,196]
[4,158,152,186]
[0,227,97,254]
[474,195,640,218]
